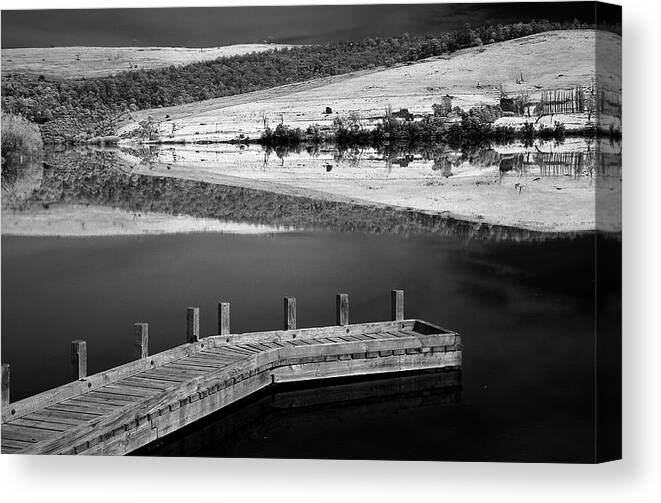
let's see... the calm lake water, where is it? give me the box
[1,143,621,462]
[1,230,620,462]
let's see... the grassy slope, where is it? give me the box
[1,44,295,79]
[120,30,622,142]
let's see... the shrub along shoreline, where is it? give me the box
[259,111,620,149]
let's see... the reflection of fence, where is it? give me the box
[535,152,585,177]
[496,150,621,178]
[599,89,622,118]
[539,87,585,115]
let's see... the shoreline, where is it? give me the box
[1,203,621,241]
[0,205,296,237]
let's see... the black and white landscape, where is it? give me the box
[1,2,621,462]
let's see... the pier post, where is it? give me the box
[134,323,149,359]
[187,307,200,343]
[1,364,9,406]
[71,340,87,381]
[336,293,349,326]
[284,297,296,330]
[391,289,405,321]
[218,302,231,335]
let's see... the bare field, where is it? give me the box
[120,30,622,143]
[1,44,295,79]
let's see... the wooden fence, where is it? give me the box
[539,87,586,115]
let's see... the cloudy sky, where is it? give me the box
[2,2,620,48]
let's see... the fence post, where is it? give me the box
[391,289,405,321]
[187,307,200,343]
[134,323,149,359]
[1,364,9,406]
[71,340,87,381]
[336,293,349,326]
[218,302,230,336]
[284,297,296,330]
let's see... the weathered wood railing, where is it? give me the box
[1,290,461,455]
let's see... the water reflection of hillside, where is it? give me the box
[3,139,621,240]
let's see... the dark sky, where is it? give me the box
[1,2,621,48]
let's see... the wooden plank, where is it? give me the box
[13,417,70,432]
[20,412,80,427]
[284,297,296,330]
[278,337,421,360]
[184,353,229,362]
[148,364,206,376]
[231,345,262,355]
[258,341,286,349]
[1,363,9,406]
[168,360,222,371]
[199,347,245,358]
[33,408,100,422]
[134,323,149,360]
[180,354,230,364]
[133,373,188,384]
[336,293,349,326]
[1,444,22,453]
[186,307,200,343]
[137,370,194,383]
[212,319,414,347]
[244,343,273,353]
[122,376,175,390]
[272,351,461,383]
[2,438,33,450]
[212,345,253,357]
[102,384,160,398]
[71,340,87,381]
[51,399,118,414]
[284,339,308,347]
[218,302,231,336]
[45,405,105,419]
[177,358,229,369]
[65,395,129,408]
[86,390,143,402]
[1,423,61,442]
[391,290,404,321]
[165,362,217,374]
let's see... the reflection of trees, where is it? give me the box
[118,139,622,182]
[333,146,364,168]
[28,148,579,242]
[1,157,44,210]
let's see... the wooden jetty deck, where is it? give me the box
[1,291,461,455]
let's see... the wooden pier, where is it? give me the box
[1,291,461,455]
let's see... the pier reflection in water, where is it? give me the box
[134,369,462,459]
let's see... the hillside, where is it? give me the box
[1,44,296,79]
[120,30,622,142]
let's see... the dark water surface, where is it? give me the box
[1,230,620,462]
